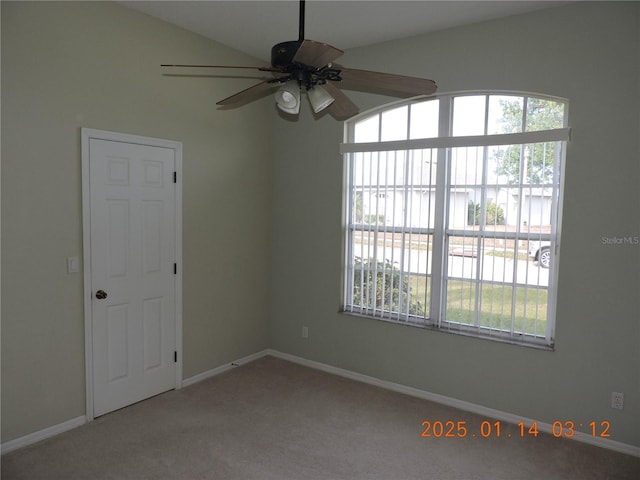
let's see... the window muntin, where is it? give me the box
[342,93,568,347]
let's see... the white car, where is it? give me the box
[528,241,551,268]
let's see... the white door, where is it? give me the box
[83,130,181,418]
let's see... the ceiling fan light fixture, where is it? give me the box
[275,80,301,114]
[307,85,335,113]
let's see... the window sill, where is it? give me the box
[339,309,554,351]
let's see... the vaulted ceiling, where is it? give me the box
[119,1,569,62]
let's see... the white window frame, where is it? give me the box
[341,91,569,348]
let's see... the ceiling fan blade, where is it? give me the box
[161,64,280,72]
[337,67,437,97]
[292,39,344,68]
[322,82,359,119]
[217,79,282,106]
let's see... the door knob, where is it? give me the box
[95,290,108,300]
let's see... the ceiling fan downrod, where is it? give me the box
[298,0,305,42]
[271,0,307,69]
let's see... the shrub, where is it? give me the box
[468,201,505,226]
[352,257,423,315]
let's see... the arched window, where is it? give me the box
[341,92,569,348]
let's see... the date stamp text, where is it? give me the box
[420,420,611,439]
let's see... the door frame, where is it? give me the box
[81,128,183,421]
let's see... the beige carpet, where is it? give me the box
[2,356,639,479]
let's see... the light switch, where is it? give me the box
[67,256,79,274]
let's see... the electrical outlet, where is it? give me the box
[611,392,624,410]
[302,326,309,338]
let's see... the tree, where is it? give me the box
[493,97,565,185]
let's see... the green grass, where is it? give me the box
[445,280,547,336]
[403,277,547,336]
[355,272,548,337]
[407,276,430,316]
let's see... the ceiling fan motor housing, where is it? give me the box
[271,40,303,68]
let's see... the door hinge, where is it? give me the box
[174,351,177,363]
[173,171,177,183]
[174,263,177,274]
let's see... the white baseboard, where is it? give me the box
[4,349,638,458]
[1,415,87,455]
[181,349,270,387]
[1,351,270,455]
[265,349,640,458]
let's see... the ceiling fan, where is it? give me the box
[161,0,437,119]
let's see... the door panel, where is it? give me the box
[106,200,129,278]
[89,137,177,417]
[142,201,163,273]
[106,303,129,382]
[143,297,163,370]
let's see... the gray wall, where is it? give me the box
[269,2,640,447]
[1,1,271,442]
